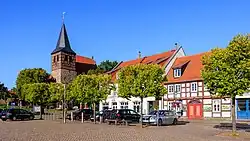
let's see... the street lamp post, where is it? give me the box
[63,83,66,124]
[62,74,72,124]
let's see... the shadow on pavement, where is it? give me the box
[176,120,190,125]
[213,123,250,132]
[142,120,190,127]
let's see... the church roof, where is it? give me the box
[51,23,76,55]
[76,55,96,65]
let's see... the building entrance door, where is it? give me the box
[237,98,250,119]
[187,99,203,119]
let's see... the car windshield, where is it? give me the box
[148,110,166,115]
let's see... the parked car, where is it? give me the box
[142,110,178,126]
[0,108,5,118]
[90,110,103,122]
[1,108,35,121]
[102,109,141,123]
[67,109,93,120]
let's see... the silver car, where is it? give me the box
[142,110,178,126]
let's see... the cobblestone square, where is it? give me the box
[0,120,249,141]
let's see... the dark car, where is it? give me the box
[103,109,141,123]
[1,108,34,121]
[0,108,5,118]
[67,109,93,120]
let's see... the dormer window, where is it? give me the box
[174,69,181,77]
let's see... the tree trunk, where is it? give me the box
[140,97,143,128]
[231,96,236,133]
[93,103,96,124]
[40,104,43,120]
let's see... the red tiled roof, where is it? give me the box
[166,52,208,83]
[76,55,96,65]
[109,49,176,80]
[114,50,175,71]
[8,90,16,95]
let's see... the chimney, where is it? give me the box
[91,56,94,59]
[138,51,141,59]
[175,43,179,50]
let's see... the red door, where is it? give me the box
[188,103,202,119]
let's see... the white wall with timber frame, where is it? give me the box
[163,81,232,118]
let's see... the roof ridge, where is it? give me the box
[121,49,175,63]
[178,52,208,58]
[76,55,94,60]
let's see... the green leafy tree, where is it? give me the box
[16,68,49,100]
[118,64,167,127]
[202,34,250,133]
[10,87,18,99]
[22,83,50,119]
[98,60,118,72]
[48,83,64,103]
[87,67,105,75]
[68,74,112,122]
[87,60,119,75]
[0,82,10,104]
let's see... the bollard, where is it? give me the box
[71,112,73,122]
[53,113,55,120]
[99,116,103,124]
[81,112,84,123]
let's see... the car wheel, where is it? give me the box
[12,116,17,121]
[29,116,34,120]
[172,118,177,125]
[158,119,163,126]
[75,116,80,120]
[2,118,6,121]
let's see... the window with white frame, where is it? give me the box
[133,101,141,113]
[213,99,221,112]
[167,102,173,110]
[102,102,109,110]
[191,82,197,92]
[175,84,181,93]
[112,102,117,109]
[174,69,181,77]
[120,102,128,109]
[168,85,174,93]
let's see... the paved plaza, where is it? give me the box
[0,120,249,141]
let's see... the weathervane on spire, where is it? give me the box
[62,12,66,23]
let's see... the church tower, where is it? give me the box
[51,21,77,84]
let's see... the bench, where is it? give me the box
[105,119,129,126]
[106,119,117,125]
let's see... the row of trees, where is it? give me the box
[14,61,167,124]
[15,60,118,120]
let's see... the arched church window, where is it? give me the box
[53,56,56,62]
[64,55,68,61]
[69,56,72,62]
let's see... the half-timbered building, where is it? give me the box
[164,53,232,119]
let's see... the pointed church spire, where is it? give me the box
[51,13,76,55]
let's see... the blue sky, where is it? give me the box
[1,0,250,88]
